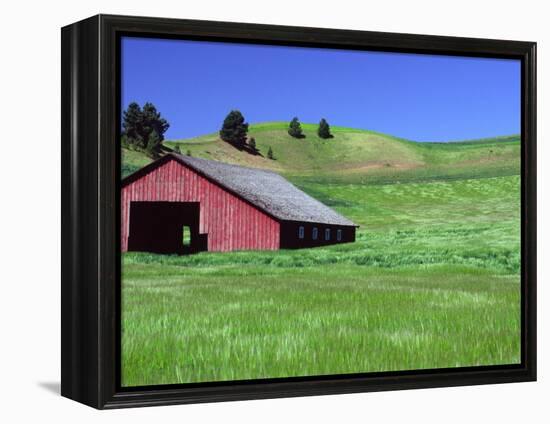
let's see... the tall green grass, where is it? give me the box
[121,173,521,386]
[124,224,519,274]
[292,175,520,229]
[122,265,520,385]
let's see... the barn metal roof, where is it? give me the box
[170,154,357,227]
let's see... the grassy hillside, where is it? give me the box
[122,122,520,183]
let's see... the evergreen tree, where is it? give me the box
[145,129,162,157]
[121,102,170,154]
[186,150,192,156]
[141,102,170,150]
[219,110,249,147]
[173,145,181,154]
[248,137,256,150]
[317,118,332,139]
[267,146,274,160]
[122,102,145,148]
[288,117,304,138]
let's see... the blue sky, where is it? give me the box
[121,37,520,142]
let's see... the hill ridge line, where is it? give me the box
[167,121,519,145]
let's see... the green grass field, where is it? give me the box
[121,123,521,386]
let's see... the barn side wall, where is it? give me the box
[280,221,356,249]
[121,158,280,252]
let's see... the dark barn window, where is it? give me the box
[325,228,331,241]
[337,229,342,241]
[312,227,318,240]
[298,226,305,239]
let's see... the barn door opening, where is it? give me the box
[182,226,191,247]
[127,201,207,255]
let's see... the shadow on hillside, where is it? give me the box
[217,140,265,157]
[159,144,173,154]
[240,144,263,157]
[165,139,265,158]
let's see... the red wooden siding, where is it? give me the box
[121,158,280,252]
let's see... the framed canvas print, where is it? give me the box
[61,14,536,409]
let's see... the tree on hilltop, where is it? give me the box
[288,117,304,138]
[219,110,249,147]
[317,118,332,139]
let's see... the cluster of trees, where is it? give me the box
[218,110,335,161]
[121,104,334,162]
[121,102,170,156]
[288,116,332,139]
[219,111,333,144]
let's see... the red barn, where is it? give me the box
[121,153,357,254]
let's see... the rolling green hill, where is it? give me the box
[122,122,520,184]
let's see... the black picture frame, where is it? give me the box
[61,14,537,409]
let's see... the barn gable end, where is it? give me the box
[121,157,280,252]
